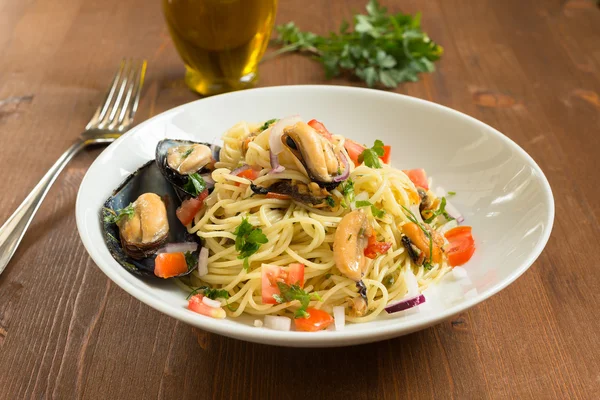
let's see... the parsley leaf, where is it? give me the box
[355,200,386,218]
[184,251,197,271]
[359,139,385,168]
[186,286,230,301]
[339,179,355,208]
[274,282,321,319]
[270,0,442,88]
[423,197,455,223]
[183,173,206,197]
[258,118,278,132]
[181,147,194,159]
[234,218,268,269]
[447,191,456,197]
[103,204,135,224]
[325,195,335,208]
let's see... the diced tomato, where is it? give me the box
[344,139,366,167]
[188,294,226,319]
[176,189,208,226]
[294,308,334,332]
[266,192,291,200]
[236,168,260,180]
[307,119,333,141]
[261,263,305,304]
[364,233,392,259]
[403,168,429,190]
[154,252,188,279]
[380,145,391,164]
[444,226,475,267]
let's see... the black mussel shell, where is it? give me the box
[101,160,201,277]
[155,139,221,201]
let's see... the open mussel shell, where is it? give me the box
[155,139,221,201]
[101,160,201,277]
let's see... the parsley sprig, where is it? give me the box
[339,179,355,208]
[258,118,278,132]
[103,204,135,224]
[402,205,434,269]
[423,197,454,224]
[269,0,442,88]
[273,282,322,319]
[359,140,385,168]
[183,173,206,197]
[186,286,230,301]
[355,200,386,218]
[234,218,268,269]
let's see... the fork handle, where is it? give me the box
[0,139,86,275]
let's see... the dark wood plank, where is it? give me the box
[0,0,599,399]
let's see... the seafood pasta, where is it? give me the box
[102,116,475,331]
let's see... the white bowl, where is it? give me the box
[76,85,554,347]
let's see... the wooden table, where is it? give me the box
[1,0,599,398]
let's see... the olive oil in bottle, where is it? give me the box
[162,0,278,95]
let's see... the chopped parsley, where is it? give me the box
[358,139,385,168]
[447,191,457,197]
[273,282,322,318]
[186,286,230,300]
[103,204,135,224]
[423,197,454,223]
[402,205,434,266]
[355,200,386,218]
[325,195,335,208]
[347,234,353,241]
[181,147,194,159]
[339,179,355,208]
[234,217,268,269]
[324,273,332,279]
[184,251,196,271]
[183,173,206,196]
[258,118,278,132]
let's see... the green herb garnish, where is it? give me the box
[181,147,194,159]
[270,0,442,88]
[273,282,322,318]
[423,197,454,223]
[447,191,456,197]
[355,200,386,218]
[359,139,385,168]
[324,273,332,279]
[258,118,278,132]
[184,251,196,271]
[103,204,135,224]
[325,195,335,208]
[183,173,206,197]
[339,179,355,208]
[186,286,230,301]
[234,217,268,269]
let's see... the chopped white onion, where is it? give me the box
[439,219,458,235]
[333,306,346,331]
[451,267,468,280]
[269,115,302,156]
[197,247,209,277]
[254,319,263,328]
[202,296,222,309]
[156,242,198,254]
[435,186,464,223]
[264,315,292,331]
[404,269,420,297]
[464,288,478,299]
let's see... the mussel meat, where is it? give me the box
[251,180,337,209]
[281,122,349,189]
[156,139,221,200]
[102,160,201,277]
[332,209,372,281]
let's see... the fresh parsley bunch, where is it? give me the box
[270,0,442,88]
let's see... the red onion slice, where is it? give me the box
[384,294,426,314]
[269,150,285,173]
[197,247,209,277]
[269,115,302,156]
[156,242,198,254]
[332,151,350,182]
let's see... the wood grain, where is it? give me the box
[0,0,599,398]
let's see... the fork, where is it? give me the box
[0,59,147,275]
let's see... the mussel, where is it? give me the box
[251,180,337,209]
[156,139,220,201]
[281,122,349,190]
[101,160,201,277]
